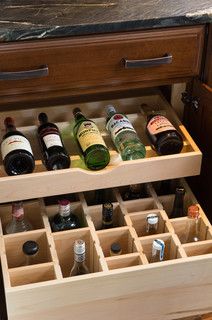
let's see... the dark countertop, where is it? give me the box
[0,0,212,42]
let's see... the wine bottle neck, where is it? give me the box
[38,113,49,125]
[4,117,16,132]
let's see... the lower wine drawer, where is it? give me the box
[0,179,211,320]
[0,89,202,203]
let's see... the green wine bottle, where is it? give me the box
[73,108,110,170]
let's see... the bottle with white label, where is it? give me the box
[73,108,110,170]
[5,202,33,234]
[37,113,70,171]
[106,105,146,160]
[1,117,35,176]
[143,105,183,155]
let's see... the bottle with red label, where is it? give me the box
[1,117,35,176]
[144,107,183,156]
[37,113,70,171]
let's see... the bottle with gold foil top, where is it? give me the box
[102,202,113,229]
[73,108,110,170]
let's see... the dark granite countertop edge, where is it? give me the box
[0,15,211,43]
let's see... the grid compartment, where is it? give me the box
[106,253,143,270]
[4,231,52,268]
[53,228,98,278]
[128,210,170,238]
[0,200,44,235]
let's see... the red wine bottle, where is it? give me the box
[1,117,35,176]
[37,113,70,170]
[146,112,183,155]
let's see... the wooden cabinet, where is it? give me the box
[0,26,204,108]
[0,24,211,320]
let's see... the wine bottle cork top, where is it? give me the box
[110,242,121,254]
[146,213,159,225]
[187,205,199,219]
[176,187,185,195]
[22,241,39,256]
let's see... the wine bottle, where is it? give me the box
[144,107,183,156]
[5,202,33,234]
[22,240,39,266]
[50,199,81,232]
[1,117,35,176]
[180,205,200,244]
[150,239,165,263]
[110,243,122,256]
[146,213,159,235]
[70,239,89,276]
[122,184,145,200]
[106,105,146,160]
[37,113,70,171]
[170,187,185,218]
[102,202,113,229]
[73,108,110,170]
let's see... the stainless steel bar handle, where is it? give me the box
[0,65,49,80]
[123,53,172,69]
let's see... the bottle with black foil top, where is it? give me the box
[1,117,35,175]
[142,105,183,156]
[102,202,113,229]
[37,113,70,171]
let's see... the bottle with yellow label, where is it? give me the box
[73,108,110,170]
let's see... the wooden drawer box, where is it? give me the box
[0,90,202,203]
[0,179,211,320]
[0,26,204,106]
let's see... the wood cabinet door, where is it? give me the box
[184,80,212,220]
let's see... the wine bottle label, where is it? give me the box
[1,135,33,160]
[147,115,176,135]
[43,134,63,149]
[106,114,136,142]
[77,121,106,152]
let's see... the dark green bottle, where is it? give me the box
[73,108,110,170]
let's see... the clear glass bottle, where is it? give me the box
[73,108,110,170]
[170,187,185,218]
[102,202,113,229]
[146,213,159,235]
[110,243,122,256]
[22,240,39,266]
[150,239,165,263]
[1,117,35,176]
[106,105,146,160]
[181,205,200,244]
[37,112,70,171]
[50,199,81,232]
[5,202,33,234]
[70,239,89,276]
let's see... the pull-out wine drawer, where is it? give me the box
[0,26,204,106]
[0,90,202,203]
[0,179,211,320]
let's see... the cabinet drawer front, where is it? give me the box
[1,180,212,320]
[0,26,204,99]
